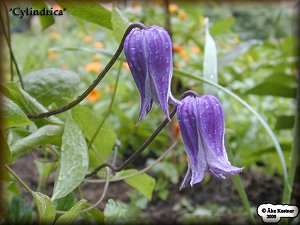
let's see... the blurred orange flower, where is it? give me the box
[48,50,58,60]
[87,89,101,103]
[172,44,184,54]
[168,4,178,14]
[52,4,62,11]
[191,47,200,54]
[178,10,187,21]
[93,54,101,60]
[131,2,140,9]
[50,31,61,41]
[122,62,130,70]
[61,64,69,70]
[172,122,180,139]
[94,42,103,49]
[84,35,93,43]
[184,155,189,163]
[85,62,102,73]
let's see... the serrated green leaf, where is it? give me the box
[203,21,218,95]
[104,199,129,225]
[72,105,116,168]
[32,1,55,30]
[112,7,130,43]
[54,199,88,225]
[52,116,88,200]
[1,96,30,129]
[56,0,112,29]
[32,192,56,224]
[10,125,63,158]
[23,68,80,107]
[116,169,155,200]
[245,82,297,98]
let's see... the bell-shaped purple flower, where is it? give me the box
[177,95,243,190]
[124,25,181,123]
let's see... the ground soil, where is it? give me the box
[8,153,300,225]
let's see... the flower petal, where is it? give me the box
[177,96,207,188]
[124,29,152,123]
[145,26,179,119]
[197,95,243,178]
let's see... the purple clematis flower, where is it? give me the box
[177,94,243,190]
[124,25,181,123]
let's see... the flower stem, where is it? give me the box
[227,148,255,224]
[4,165,33,194]
[27,22,146,119]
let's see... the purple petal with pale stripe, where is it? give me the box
[124,29,152,123]
[177,96,207,188]
[197,95,243,179]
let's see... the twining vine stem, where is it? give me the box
[86,90,199,177]
[26,22,146,119]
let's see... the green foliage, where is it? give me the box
[203,21,218,95]
[104,199,130,225]
[32,192,56,224]
[52,115,88,200]
[72,105,116,169]
[5,196,33,224]
[10,125,63,158]
[1,96,31,129]
[22,68,80,107]
[112,7,130,43]
[55,199,88,225]
[32,1,55,30]
[56,0,112,29]
[116,169,156,200]
[2,1,297,224]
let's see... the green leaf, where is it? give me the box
[244,82,297,98]
[275,115,295,130]
[203,20,218,95]
[54,199,88,225]
[81,207,104,224]
[23,68,80,107]
[32,192,56,224]
[52,116,88,200]
[4,82,62,127]
[1,96,30,129]
[104,199,129,225]
[111,7,130,43]
[53,192,77,211]
[210,17,236,36]
[0,131,12,164]
[116,169,155,200]
[56,0,112,29]
[32,1,55,30]
[5,196,33,224]
[10,125,63,158]
[72,105,116,168]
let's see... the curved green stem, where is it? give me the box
[174,68,290,191]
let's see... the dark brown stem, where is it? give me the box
[85,107,177,177]
[27,22,146,119]
[85,90,197,177]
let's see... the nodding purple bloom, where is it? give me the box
[177,95,243,190]
[124,25,181,123]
